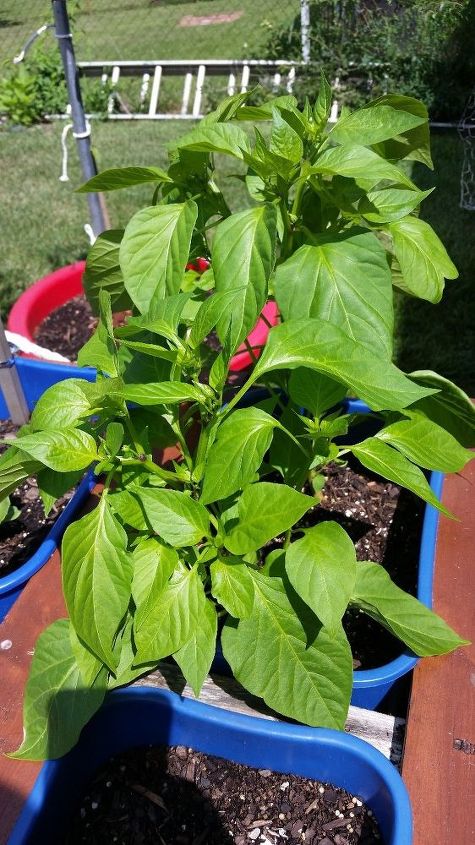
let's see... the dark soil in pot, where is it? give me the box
[64,744,381,845]
[0,420,77,577]
[34,295,96,361]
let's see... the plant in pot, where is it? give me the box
[2,78,473,763]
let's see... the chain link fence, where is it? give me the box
[0,1,302,66]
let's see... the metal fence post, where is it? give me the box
[0,317,29,425]
[51,0,107,237]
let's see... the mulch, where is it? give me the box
[64,744,381,845]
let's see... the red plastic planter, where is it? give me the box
[8,263,278,371]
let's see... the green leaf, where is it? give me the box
[188,287,246,349]
[269,406,310,487]
[213,205,277,355]
[134,561,207,662]
[210,558,255,618]
[370,95,432,168]
[274,231,393,357]
[0,496,11,522]
[120,201,198,314]
[83,229,133,316]
[62,498,133,670]
[313,71,332,131]
[251,319,434,412]
[77,321,119,376]
[331,96,426,148]
[105,421,124,457]
[389,216,458,303]
[131,537,178,609]
[376,412,472,472]
[37,467,82,516]
[223,482,314,555]
[108,615,157,689]
[70,625,105,688]
[118,339,177,363]
[201,408,281,504]
[270,107,303,163]
[285,522,356,631]
[127,292,191,334]
[351,562,468,655]
[0,447,41,500]
[133,488,210,547]
[409,371,475,448]
[78,166,172,192]
[176,122,251,159]
[351,437,451,516]
[122,381,209,407]
[311,144,415,189]
[359,185,433,224]
[9,619,107,760]
[221,571,352,728]
[288,369,347,417]
[109,489,149,531]
[30,379,94,431]
[203,88,256,123]
[14,428,97,471]
[173,598,217,696]
[236,95,297,121]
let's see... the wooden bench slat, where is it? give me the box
[402,462,475,845]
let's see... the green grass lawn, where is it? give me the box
[0,120,473,393]
[0,0,295,65]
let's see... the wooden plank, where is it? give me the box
[0,550,66,845]
[402,462,475,845]
[134,664,404,764]
[0,485,103,845]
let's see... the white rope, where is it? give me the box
[5,331,70,363]
[59,122,73,181]
[59,120,92,182]
[84,224,96,245]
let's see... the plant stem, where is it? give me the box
[243,338,258,365]
[120,457,182,487]
[221,374,256,417]
[291,175,306,219]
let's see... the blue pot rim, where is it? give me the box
[8,687,412,845]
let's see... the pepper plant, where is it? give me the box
[3,77,474,760]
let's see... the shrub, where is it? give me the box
[264,0,474,121]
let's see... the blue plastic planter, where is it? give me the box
[0,358,96,620]
[8,688,412,845]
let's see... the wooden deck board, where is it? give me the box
[402,463,475,845]
[0,550,66,845]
